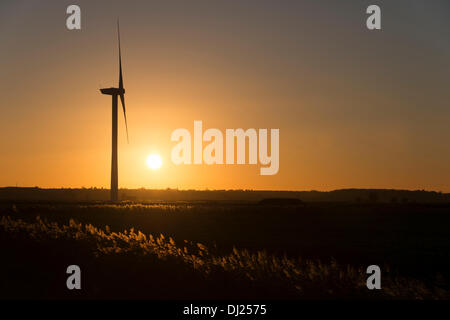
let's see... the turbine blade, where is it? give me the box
[117,19,128,143]
[117,19,124,90]
[120,94,129,143]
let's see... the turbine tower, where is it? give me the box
[100,20,129,202]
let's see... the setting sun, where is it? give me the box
[146,154,163,170]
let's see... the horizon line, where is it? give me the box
[0,186,448,194]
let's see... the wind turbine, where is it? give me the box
[100,20,129,202]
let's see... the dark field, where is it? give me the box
[1,201,450,299]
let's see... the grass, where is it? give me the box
[1,212,449,299]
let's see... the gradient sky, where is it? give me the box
[1,0,449,191]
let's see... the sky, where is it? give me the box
[0,0,449,191]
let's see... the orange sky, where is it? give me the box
[1,1,450,191]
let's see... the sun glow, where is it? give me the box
[146,154,163,170]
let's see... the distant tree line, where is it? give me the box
[0,187,449,203]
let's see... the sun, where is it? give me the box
[146,154,163,170]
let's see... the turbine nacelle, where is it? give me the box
[100,87,125,95]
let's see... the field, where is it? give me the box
[1,201,450,299]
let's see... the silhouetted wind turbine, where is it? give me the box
[100,20,129,202]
